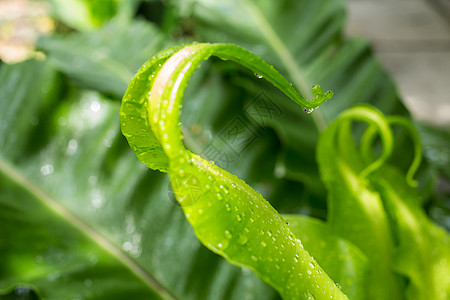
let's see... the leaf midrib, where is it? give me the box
[0,157,179,300]
[241,0,328,131]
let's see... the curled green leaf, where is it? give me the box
[361,116,423,187]
[120,43,344,300]
[317,105,403,299]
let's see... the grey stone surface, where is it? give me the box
[346,0,450,127]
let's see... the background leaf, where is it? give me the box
[38,19,169,97]
[0,60,280,299]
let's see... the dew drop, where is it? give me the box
[225,203,231,211]
[308,262,315,269]
[261,241,267,247]
[238,233,248,245]
[40,164,54,176]
[251,255,258,262]
[220,184,229,194]
[255,73,263,79]
[303,107,315,114]
[225,230,232,239]
[122,241,133,251]
[90,101,101,112]
[305,292,315,300]
[236,214,242,222]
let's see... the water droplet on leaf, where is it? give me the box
[303,107,314,114]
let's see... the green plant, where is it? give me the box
[1,1,449,299]
[121,43,450,300]
[121,43,342,300]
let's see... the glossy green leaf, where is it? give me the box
[282,214,369,300]
[121,43,345,300]
[0,59,281,300]
[316,105,404,299]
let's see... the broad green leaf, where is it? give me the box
[0,161,168,300]
[316,105,404,299]
[0,59,282,300]
[283,214,369,300]
[121,43,345,299]
[38,19,168,97]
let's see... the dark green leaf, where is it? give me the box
[0,59,280,300]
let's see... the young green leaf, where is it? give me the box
[316,105,404,299]
[121,43,344,300]
[366,117,450,300]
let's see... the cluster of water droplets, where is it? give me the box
[121,214,143,257]
[303,107,316,114]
